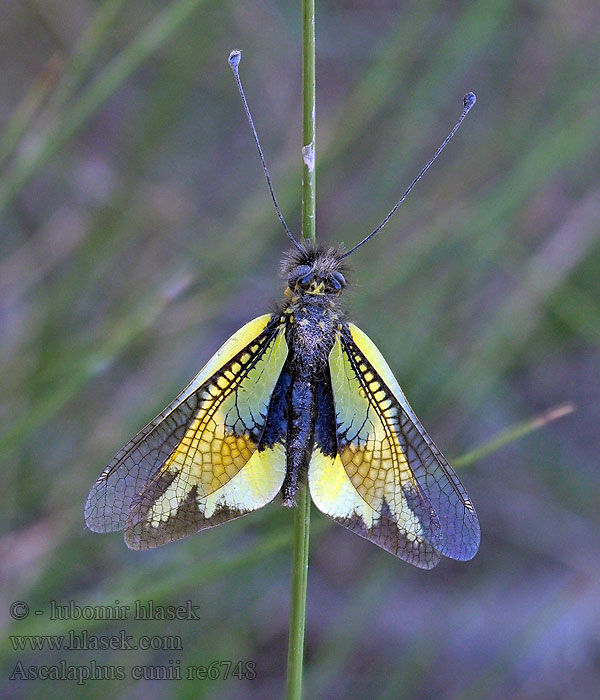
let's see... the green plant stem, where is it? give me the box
[301,0,316,245]
[286,2,315,699]
[286,487,311,699]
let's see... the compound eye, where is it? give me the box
[332,271,346,290]
[289,264,312,287]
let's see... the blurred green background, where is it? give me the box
[1,1,599,698]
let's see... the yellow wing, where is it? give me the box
[309,323,480,569]
[85,314,288,549]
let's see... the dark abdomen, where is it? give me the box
[261,307,339,504]
[282,370,316,504]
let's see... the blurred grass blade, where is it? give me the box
[0,54,63,166]
[42,0,128,120]
[0,277,193,454]
[0,0,208,213]
[453,402,575,469]
[0,0,127,167]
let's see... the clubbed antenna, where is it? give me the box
[228,50,303,252]
[337,92,477,261]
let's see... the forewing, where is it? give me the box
[346,324,480,560]
[85,314,288,549]
[309,332,442,569]
[312,323,480,565]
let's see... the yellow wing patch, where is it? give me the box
[85,314,288,549]
[309,333,441,567]
[310,448,440,568]
[347,323,480,561]
[310,324,479,568]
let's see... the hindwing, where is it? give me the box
[85,314,288,549]
[309,323,480,568]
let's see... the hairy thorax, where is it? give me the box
[282,287,343,372]
[278,243,348,374]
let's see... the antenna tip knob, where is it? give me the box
[228,50,242,70]
[463,92,476,112]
